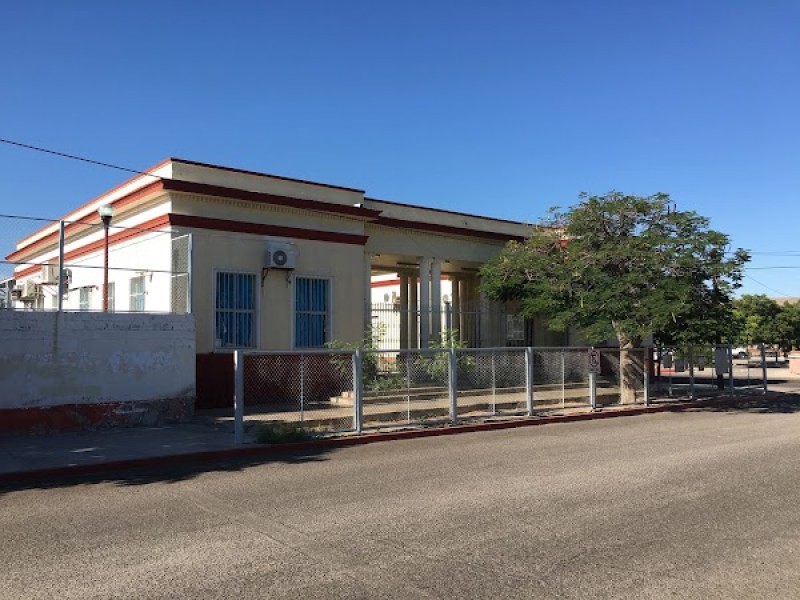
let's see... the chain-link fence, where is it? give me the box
[652,345,770,400]
[0,213,190,313]
[456,348,529,419]
[359,349,454,428]
[240,351,357,433]
[227,344,775,442]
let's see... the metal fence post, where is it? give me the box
[727,345,735,395]
[643,347,650,406]
[448,348,458,424]
[299,354,305,423]
[491,350,497,414]
[525,347,534,416]
[234,350,244,445]
[761,343,768,394]
[688,346,695,400]
[590,346,598,410]
[561,351,566,408]
[353,349,363,434]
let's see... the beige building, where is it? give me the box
[8,158,562,355]
[8,159,602,406]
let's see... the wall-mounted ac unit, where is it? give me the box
[21,280,41,298]
[265,243,297,270]
[41,263,59,283]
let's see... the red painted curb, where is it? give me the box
[0,394,782,486]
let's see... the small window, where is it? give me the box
[215,272,256,348]
[130,276,145,312]
[107,282,115,313]
[295,277,330,348]
[79,287,92,311]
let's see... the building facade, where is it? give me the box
[8,159,545,356]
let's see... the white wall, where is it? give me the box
[0,312,195,409]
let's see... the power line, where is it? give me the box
[0,137,163,180]
[747,266,800,270]
[743,274,793,297]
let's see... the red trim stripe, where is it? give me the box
[366,196,528,226]
[7,180,168,261]
[14,214,171,278]
[168,214,369,246]
[373,216,525,242]
[162,179,380,219]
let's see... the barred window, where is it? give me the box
[295,277,330,348]
[130,276,146,312]
[215,272,256,349]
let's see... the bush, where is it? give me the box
[413,330,475,386]
[255,423,314,444]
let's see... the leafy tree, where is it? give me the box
[732,295,781,346]
[480,191,749,400]
[776,302,800,352]
[733,295,800,355]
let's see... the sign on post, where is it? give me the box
[588,349,601,374]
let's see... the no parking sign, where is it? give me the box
[589,349,601,374]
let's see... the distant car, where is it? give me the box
[731,347,749,359]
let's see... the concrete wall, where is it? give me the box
[0,312,195,430]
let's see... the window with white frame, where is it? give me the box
[79,287,92,311]
[295,277,330,348]
[215,272,256,349]
[130,276,146,312]
[107,281,115,313]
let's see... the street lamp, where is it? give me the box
[98,204,115,312]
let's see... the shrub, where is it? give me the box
[255,423,313,444]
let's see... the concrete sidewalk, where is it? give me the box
[0,421,245,477]
[0,393,783,483]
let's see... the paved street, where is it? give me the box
[3,398,800,599]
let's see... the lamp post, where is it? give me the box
[98,204,115,312]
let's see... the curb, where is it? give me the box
[0,393,783,486]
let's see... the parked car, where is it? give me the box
[731,347,749,359]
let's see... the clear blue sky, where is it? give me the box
[1,0,798,296]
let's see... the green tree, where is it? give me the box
[732,295,781,346]
[480,191,749,400]
[776,302,800,352]
[733,295,800,356]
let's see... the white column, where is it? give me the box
[451,275,461,343]
[399,273,409,349]
[419,257,431,348]
[409,275,419,349]
[431,259,442,341]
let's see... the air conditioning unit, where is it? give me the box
[21,280,41,298]
[11,288,22,300]
[265,243,297,270]
[41,263,59,283]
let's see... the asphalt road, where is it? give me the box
[3,399,800,599]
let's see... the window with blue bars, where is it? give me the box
[295,277,330,348]
[215,272,256,349]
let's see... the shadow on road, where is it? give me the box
[686,393,800,415]
[0,444,336,496]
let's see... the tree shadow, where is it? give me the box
[0,443,336,496]
[684,393,800,415]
